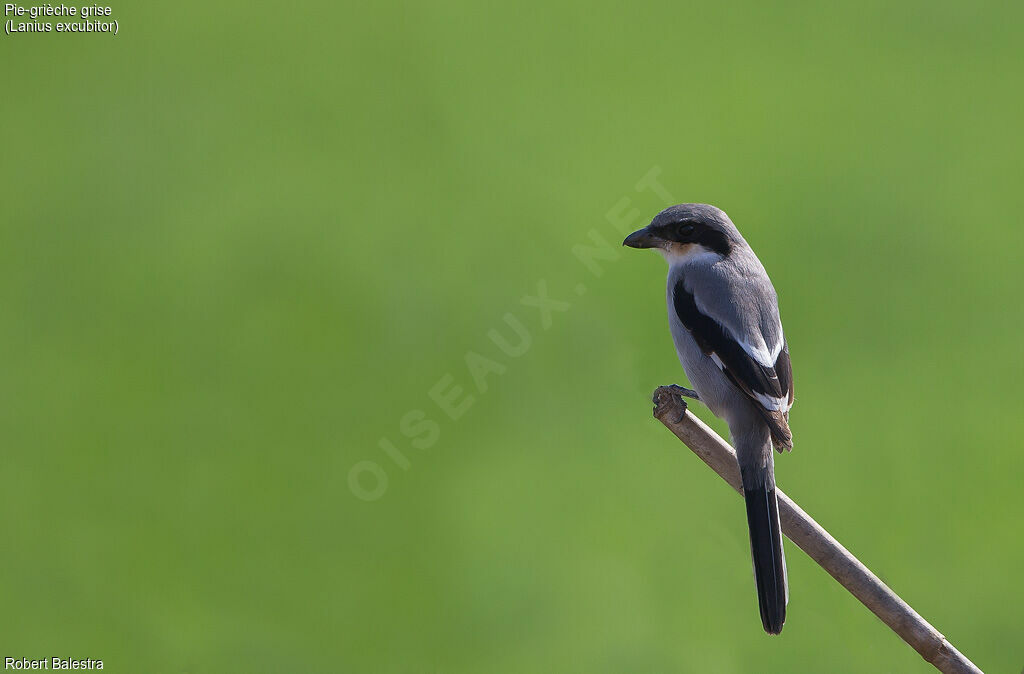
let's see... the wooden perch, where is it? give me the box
[651,386,983,674]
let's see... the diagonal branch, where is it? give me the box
[651,386,983,674]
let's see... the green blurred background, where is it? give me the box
[2,1,1022,672]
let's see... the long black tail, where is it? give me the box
[743,483,787,634]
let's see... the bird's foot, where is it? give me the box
[666,384,700,401]
[652,385,698,423]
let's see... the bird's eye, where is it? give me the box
[676,223,696,238]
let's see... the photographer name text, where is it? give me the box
[4,658,103,670]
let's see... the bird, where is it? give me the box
[624,203,794,635]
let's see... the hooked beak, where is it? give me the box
[623,226,661,249]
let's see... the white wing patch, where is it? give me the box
[738,331,784,368]
[708,327,790,413]
[754,391,788,412]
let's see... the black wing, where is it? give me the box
[672,279,793,448]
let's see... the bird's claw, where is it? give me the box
[666,384,700,401]
[653,385,698,423]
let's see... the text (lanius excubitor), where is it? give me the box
[4,4,119,35]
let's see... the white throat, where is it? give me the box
[658,243,721,267]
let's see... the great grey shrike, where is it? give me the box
[625,203,794,634]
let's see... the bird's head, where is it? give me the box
[623,203,739,265]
